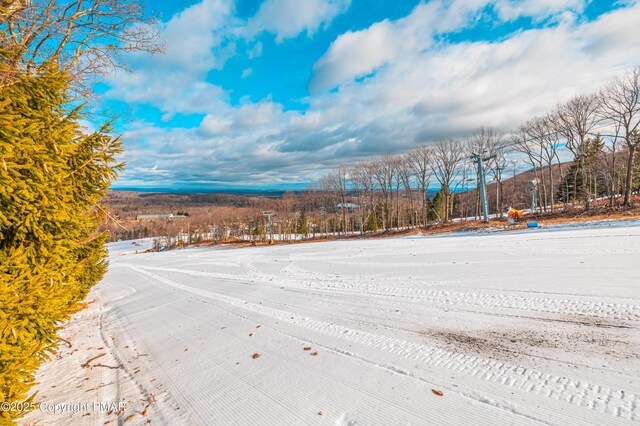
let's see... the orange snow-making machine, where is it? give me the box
[506,207,524,224]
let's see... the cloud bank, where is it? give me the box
[106,0,640,189]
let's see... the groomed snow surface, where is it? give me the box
[23,221,640,425]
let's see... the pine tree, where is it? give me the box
[428,190,447,222]
[295,211,308,237]
[557,162,582,203]
[363,211,378,232]
[557,136,607,203]
[0,63,123,422]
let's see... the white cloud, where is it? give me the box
[310,0,592,92]
[245,0,351,42]
[113,1,640,188]
[310,19,400,93]
[108,70,229,119]
[160,0,236,73]
[105,0,236,118]
[310,0,497,92]
[307,1,640,144]
[106,0,349,117]
[493,0,586,22]
[200,115,233,136]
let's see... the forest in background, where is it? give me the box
[104,66,640,244]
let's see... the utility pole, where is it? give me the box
[472,151,493,224]
[529,179,538,212]
[262,211,275,244]
[320,207,326,238]
[494,165,504,217]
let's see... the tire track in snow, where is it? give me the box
[193,295,552,426]
[134,263,640,323]
[128,265,639,422]
[275,264,640,322]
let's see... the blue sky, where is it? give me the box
[103,0,639,191]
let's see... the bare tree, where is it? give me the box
[521,116,560,212]
[392,156,406,229]
[551,94,600,208]
[512,124,545,211]
[408,145,433,227]
[396,154,415,228]
[323,164,349,234]
[599,119,626,205]
[371,155,395,229]
[489,146,508,216]
[599,67,640,206]
[0,0,162,90]
[508,158,520,207]
[352,162,378,231]
[466,127,503,157]
[456,159,474,219]
[349,162,370,233]
[432,138,464,222]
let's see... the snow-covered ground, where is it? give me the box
[22,221,640,425]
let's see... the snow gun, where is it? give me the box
[506,207,523,225]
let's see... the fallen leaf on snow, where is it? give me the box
[251,353,261,359]
[431,389,444,396]
[312,351,318,356]
[303,347,312,351]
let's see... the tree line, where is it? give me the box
[315,67,640,234]
[106,67,639,246]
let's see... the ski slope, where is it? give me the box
[24,221,640,425]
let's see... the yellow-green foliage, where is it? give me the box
[0,65,123,422]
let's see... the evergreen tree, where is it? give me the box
[363,211,378,232]
[295,211,309,236]
[428,190,447,222]
[0,64,123,422]
[557,136,607,203]
[633,147,640,193]
[557,162,582,203]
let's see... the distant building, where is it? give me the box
[136,213,186,221]
[336,203,359,212]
